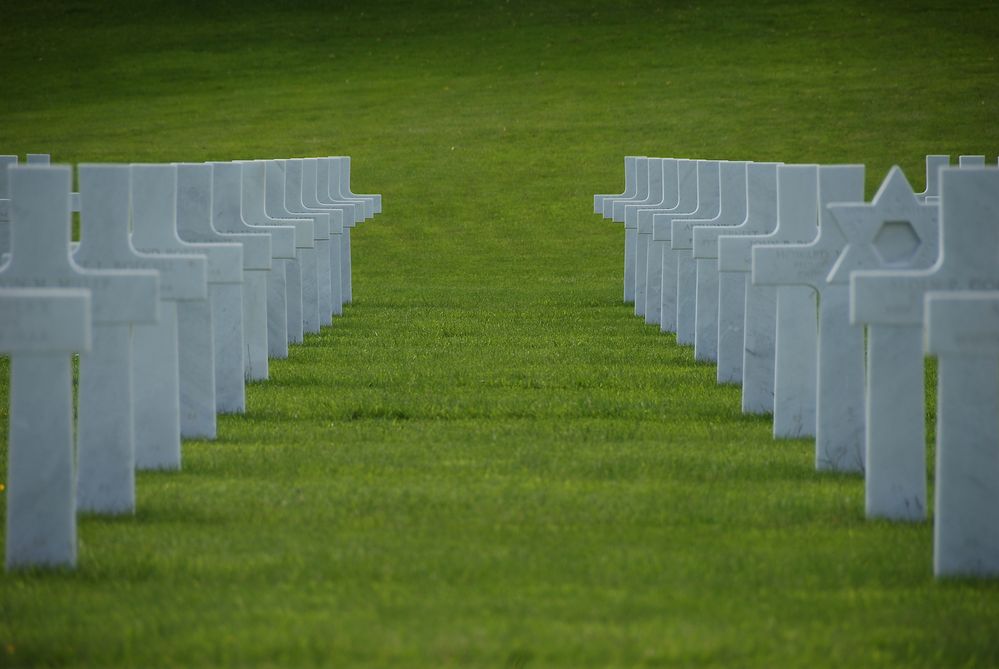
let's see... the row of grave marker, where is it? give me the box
[595,155,999,579]
[0,154,381,570]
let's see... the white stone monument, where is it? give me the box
[958,155,986,167]
[75,164,205,492]
[849,168,994,519]
[702,163,780,385]
[284,158,339,324]
[753,165,865,445]
[917,155,949,201]
[830,167,939,513]
[2,286,90,569]
[238,160,310,357]
[662,160,722,342]
[673,161,748,361]
[173,163,247,414]
[264,159,327,336]
[209,162,273,379]
[637,159,697,323]
[131,164,219,467]
[926,290,999,578]
[318,157,369,305]
[720,165,808,414]
[604,156,648,220]
[623,159,675,305]
[304,157,357,314]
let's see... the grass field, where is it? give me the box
[2,0,999,666]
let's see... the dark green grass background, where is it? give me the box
[1,1,998,666]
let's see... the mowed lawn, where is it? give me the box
[2,0,999,666]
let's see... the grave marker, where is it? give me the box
[239,160,310,357]
[661,160,723,342]
[753,165,865,446]
[304,157,355,314]
[263,160,327,334]
[2,286,90,569]
[926,290,999,577]
[830,168,939,503]
[718,164,798,414]
[700,163,780,385]
[131,164,220,467]
[331,155,380,217]
[917,155,949,201]
[623,159,675,304]
[673,161,748,361]
[318,157,369,304]
[209,161,273,379]
[849,168,994,518]
[173,163,247,414]
[75,164,205,487]
[605,156,649,221]
[285,158,339,324]
[636,159,697,323]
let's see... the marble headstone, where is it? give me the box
[173,163,247,414]
[284,158,338,324]
[829,167,939,515]
[701,163,780,385]
[332,155,380,217]
[926,290,999,578]
[623,159,675,305]
[304,157,355,314]
[594,156,639,215]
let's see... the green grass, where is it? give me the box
[2,0,999,666]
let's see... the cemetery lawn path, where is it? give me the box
[2,1,999,667]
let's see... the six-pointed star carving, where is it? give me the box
[825,166,939,284]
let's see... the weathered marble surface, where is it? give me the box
[829,167,939,502]
[210,162,272,380]
[672,161,748,362]
[844,167,999,519]
[717,163,784,413]
[77,164,207,496]
[624,159,676,305]
[661,160,722,342]
[638,159,697,325]
[926,290,999,578]
[852,169,998,523]
[132,164,220,467]
[174,163,246,414]
[708,163,781,386]
[753,166,865,449]
[594,155,639,215]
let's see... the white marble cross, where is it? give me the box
[717,163,789,414]
[285,158,341,323]
[851,168,998,520]
[665,161,724,344]
[703,163,780,385]
[1,286,90,570]
[319,157,371,305]
[829,167,939,508]
[209,162,273,380]
[238,160,309,358]
[264,159,327,336]
[594,156,639,215]
[672,161,748,362]
[753,165,865,448]
[2,165,158,566]
[173,163,247,414]
[637,159,697,324]
[131,164,220,468]
[925,290,999,578]
[623,159,675,305]
[304,157,356,314]
[75,164,206,488]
